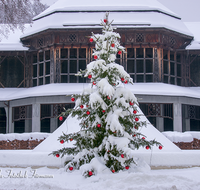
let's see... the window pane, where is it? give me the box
[136,48,143,58]
[136,75,144,82]
[130,75,135,82]
[45,50,50,60]
[127,60,134,73]
[79,60,86,70]
[39,52,43,62]
[41,118,50,133]
[177,78,181,86]
[39,78,43,85]
[115,59,120,64]
[33,79,37,87]
[61,60,68,73]
[170,51,174,61]
[146,59,153,73]
[70,48,77,58]
[127,48,134,58]
[39,63,43,76]
[146,75,153,82]
[61,49,68,58]
[33,65,37,77]
[70,75,77,83]
[177,64,181,77]
[163,50,168,60]
[164,61,168,74]
[78,76,86,83]
[176,53,181,63]
[70,60,77,73]
[61,75,68,83]
[170,62,175,75]
[145,48,153,58]
[45,76,50,84]
[33,53,37,63]
[45,62,50,75]
[164,76,168,83]
[170,77,175,84]
[136,60,144,73]
[79,48,86,58]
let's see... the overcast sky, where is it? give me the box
[41,0,200,22]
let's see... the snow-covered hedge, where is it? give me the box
[162,131,200,143]
[0,132,50,141]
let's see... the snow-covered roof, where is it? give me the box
[21,0,193,39]
[185,22,200,50]
[1,83,200,101]
[0,25,29,51]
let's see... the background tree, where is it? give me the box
[0,0,48,40]
[52,13,162,177]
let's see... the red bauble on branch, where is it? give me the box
[129,102,134,106]
[70,138,73,141]
[88,171,93,176]
[121,154,124,158]
[59,116,63,121]
[133,110,137,114]
[94,55,98,59]
[111,43,115,47]
[60,140,64,144]
[89,38,93,42]
[86,111,90,115]
[97,124,101,128]
[159,146,163,150]
[80,105,84,109]
[142,137,145,140]
[71,97,75,102]
[121,77,124,82]
[118,51,122,55]
[69,167,73,171]
[146,146,150,150]
[104,19,107,23]
[93,81,96,85]
[107,96,110,100]
[112,170,115,173]
[102,110,106,113]
[125,166,129,170]
[56,154,60,158]
[135,117,139,121]
[124,80,128,84]
[88,75,92,79]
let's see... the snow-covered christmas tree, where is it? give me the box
[52,13,162,177]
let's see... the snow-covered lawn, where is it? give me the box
[0,166,200,190]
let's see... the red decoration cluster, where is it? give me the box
[121,78,124,81]
[71,97,75,102]
[124,80,128,84]
[88,75,92,79]
[59,116,63,121]
[60,140,64,144]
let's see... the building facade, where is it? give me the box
[0,0,200,134]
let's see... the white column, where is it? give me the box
[156,117,164,132]
[32,103,40,132]
[173,103,182,132]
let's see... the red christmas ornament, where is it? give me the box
[159,146,163,150]
[121,154,124,158]
[118,51,122,55]
[80,105,84,109]
[56,154,60,158]
[93,81,96,85]
[89,38,93,42]
[107,96,110,100]
[70,138,73,141]
[86,111,90,115]
[121,78,124,81]
[88,171,93,176]
[134,126,138,130]
[60,140,64,144]
[102,110,106,113]
[125,166,129,170]
[112,170,115,173]
[146,146,150,150]
[133,134,136,137]
[88,75,92,79]
[86,105,89,107]
[135,117,139,121]
[69,167,73,171]
[129,102,134,106]
[104,19,107,23]
[97,124,101,128]
[124,80,128,84]
[111,43,115,47]
[71,97,75,102]
[133,110,137,114]
[59,116,63,121]
[94,55,98,59]
[142,137,145,140]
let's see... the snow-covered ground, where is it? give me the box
[0,166,200,190]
